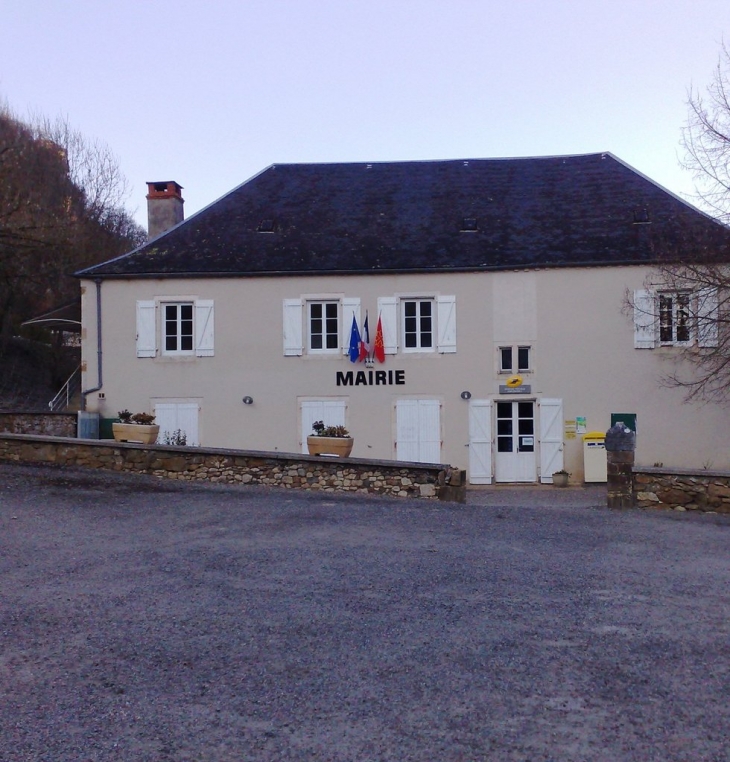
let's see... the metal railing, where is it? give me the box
[48,366,81,412]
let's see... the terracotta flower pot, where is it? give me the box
[307,436,354,457]
[112,423,160,444]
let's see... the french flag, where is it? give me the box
[359,312,370,362]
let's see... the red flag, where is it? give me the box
[374,313,385,363]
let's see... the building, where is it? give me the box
[76,153,730,483]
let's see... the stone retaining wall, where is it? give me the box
[0,433,465,502]
[633,467,730,513]
[0,412,76,438]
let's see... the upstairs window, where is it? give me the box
[402,299,434,351]
[499,345,531,373]
[308,301,340,352]
[136,299,214,358]
[283,296,360,357]
[164,303,194,354]
[659,292,691,344]
[634,288,717,349]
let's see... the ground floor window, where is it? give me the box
[153,400,200,446]
[395,398,441,463]
[299,398,348,453]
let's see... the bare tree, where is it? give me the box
[631,263,730,403]
[0,106,144,352]
[626,46,730,404]
[681,43,730,223]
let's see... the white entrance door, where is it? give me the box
[300,399,347,453]
[539,398,564,483]
[469,400,493,484]
[495,400,536,482]
[396,399,441,463]
[154,402,200,446]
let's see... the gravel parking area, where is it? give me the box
[1,462,729,761]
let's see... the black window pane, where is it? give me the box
[180,305,193,321]
[518,347,530,371]
[497,420,513,436]
[500,347,512,372]
[518,402,533,418]
[497,437,512,453]
[518,419,534,436]
[181,336,193,351]
[165,336,176,351]
[659,295,673,342]
[497,402,511,418]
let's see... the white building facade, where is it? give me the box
[77,154,730,483]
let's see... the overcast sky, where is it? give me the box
[1,1,728,228]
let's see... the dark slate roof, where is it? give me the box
[77,153,730,278]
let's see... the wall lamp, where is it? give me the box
[242,396,254,405]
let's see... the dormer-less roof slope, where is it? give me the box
[77,153,730,278]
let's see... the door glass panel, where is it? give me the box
[497,402,513,452]
[517,402,535,452]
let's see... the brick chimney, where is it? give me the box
[146,181,184,240]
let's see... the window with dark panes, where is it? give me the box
[164,303,193,353]
[309,301,339,351]
[403,299,433,350]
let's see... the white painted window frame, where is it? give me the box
[136,298,215,359]
[283,296,360,356]
[633,287,718,349]
[378,293,456,355]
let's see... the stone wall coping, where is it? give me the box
[0,432,449,474]
[0,411,77,418]
[633,465,730,479]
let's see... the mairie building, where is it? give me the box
[76,153,730,484]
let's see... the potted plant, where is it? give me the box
[306,420,354,457]
[552,469,570,487]
[112,410,160,444]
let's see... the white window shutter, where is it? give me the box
[154,403,177,442]
[697,287,718,348]
[539,398,564,483]
[633,289,656,349]
[377,296,398,354]
[195,300,215,356]
[341,297,361,354]
[283,298,303,356]
[396,400,420,461]
[419,399,442,463]
[437,295,457,353]
[176,402,200,446]
[469,400,493,484]
[136,300,157,358]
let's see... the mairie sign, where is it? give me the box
[337,369,406,386]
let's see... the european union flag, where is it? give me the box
[348,313,361,363]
